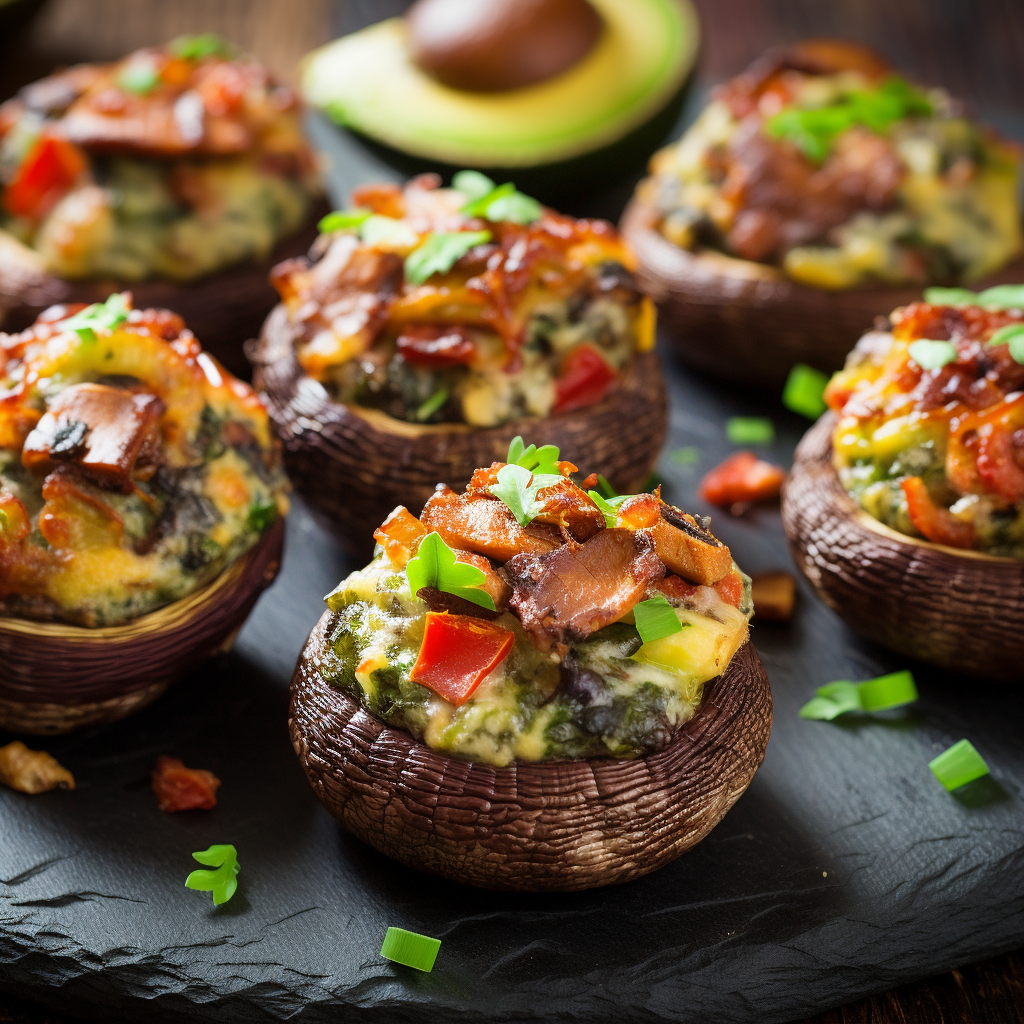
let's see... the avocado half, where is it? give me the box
[301,0,699,169]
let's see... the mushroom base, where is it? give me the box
[290,611,772,892]
[783,414,1024,681]
[253,304,668,555]
[0,517,284,735]
[620,195,1024,389]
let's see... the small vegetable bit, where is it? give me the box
[670,447,700,466]
[406,532,496,610]
[782,364,829,419]
[405,230,492,285]
[152,756,221,813]
[750,571,796,622]
[456,172,543,226]
[409,611,514,705]
[908,339,958,370]
[799,670,918,720]
[490,463,564,527]
[380,927,441,973]
[924,284,1024,311]
[930,740,991,792]
[0,741,74,794]
[185,844,239,906]
[318,208,372,233]
[699,451,786,508]
[633,594,685,644]
[901,476,975,548]
[988,323,1024,365]
[59,291,132,344]
[2,133,87,220]
[552,344,617,413]
[726,417,775,445]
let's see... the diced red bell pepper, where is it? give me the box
[553,344,617,413]
[699,451,786,506]
[396,325,476,368]
[3,134,87,220]
[151,756,221,812]
[410,612,514,706]
[713,571,744,608]
[901,476,975,549]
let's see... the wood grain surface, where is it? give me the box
[1,0,1023,1021]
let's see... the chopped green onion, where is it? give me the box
[118,59,159,95]
[633,595,684,644]
[60,291,131,344]
[799,670,918,720]
[185,844,239,906]
[975,284,1024,311]
[380,927,440,972]
[670,446,700,466]
[405,230,492,285]
[929,739,990,791]
[923,286,977,306]
[361,215,419,249]
[782,364,828,419]
[406,532,495,610]
[908,339,957,370]
[989,323,1024,364]
[318,208,372,233]
[415,388,449,421]
[726,417,775,445]
[169,33,233,60]
[451,169,496,202]
[460,180,543,225]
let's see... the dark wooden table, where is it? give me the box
[1,1,1022,1021]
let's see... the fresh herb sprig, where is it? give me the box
[185,844,239,906]
[406,532,495,610]
[488,437,565,526]
[405,231,491,285]
[60,292,131,344]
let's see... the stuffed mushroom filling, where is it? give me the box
[0,36,319,282]
[640,40,1021,289]
[0,293,288,626]
[270,173,656,427]
[826,286,1024,555]
[320,440,751,766]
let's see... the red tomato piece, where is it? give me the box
[699,451,786,506]
[410,612,514,706]
[396,325,476,368]
[553,345,617,413]
[3,134,87,220]
[151,756,221,812]
[714,571,744,608]
[901,476,975,549]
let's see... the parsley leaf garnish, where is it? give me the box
[989,323,1024,364]
[318,208,372,233]
[185,844,239,906]
[488,437,564,526]
[457,175,543,225]
[506,435,561,475]
[587,489,632,527]
[60,292,131,344]
[406,532,496,610]
[405,231,491,285]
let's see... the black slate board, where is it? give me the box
[4,100,1024,1024]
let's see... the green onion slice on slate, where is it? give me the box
[929,739,990,791]
[633,595,684,644]
[380,927,441,972]
[726,417,775,445]
[799,670,918,720]
[782,364,829,419]
[908,339,957,370]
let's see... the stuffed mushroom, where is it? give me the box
[0,293,288,733]
[253,171,667,552]
[290,439,771,890]
[0,35,324,375]
[621,39,1024,387]
[783,285,1024,680]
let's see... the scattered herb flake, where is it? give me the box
[908,339,957,370]
[633,595,684,644]
[318,208,372,233]
[406,532,495,610]
[405,230,492,285]
[782,364,829,419]
[726,417,775,445]
[596,474,617,499]
[185,844,239,906]
[930,739,990,792]
[380,927,441,972]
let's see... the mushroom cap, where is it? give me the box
[0,201,328,380]
[290,609,772,891]
[0,517,284,734]
[619,193,1024,390]
[252,303,668,555]
[783,413,1024,681]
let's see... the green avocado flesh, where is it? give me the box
[320,554,751,767]
[301,0,699,167]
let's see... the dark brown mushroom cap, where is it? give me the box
[407,0,604,93]
[619,192,1024,390]
[290,610,772,891]
[782,413,1024,681]
[251,303,667,555]
[0,201,328,380]
[0,517,284,734]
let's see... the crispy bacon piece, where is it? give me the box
[421,486,561,561]
[504,528,665,653]
[531,477,605,542]
[374,505,429,569]
[151,756,220,812]
[0,741,74,794]
[22,383,163,492]
[615,493,734,585]
[750,571,796,621]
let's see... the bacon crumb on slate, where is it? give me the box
[151,755,220,812]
